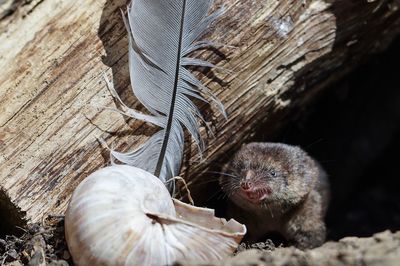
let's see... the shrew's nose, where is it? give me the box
[241,170,255,190]
[240,181,251,190]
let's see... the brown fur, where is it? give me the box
[220,142,330,249]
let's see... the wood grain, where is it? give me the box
[0,0,399,223]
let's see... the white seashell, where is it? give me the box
[65,165,246,266]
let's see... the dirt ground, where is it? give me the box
[0,216,71,265]
[180,231,400,266]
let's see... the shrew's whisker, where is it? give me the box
[206,171,240,179]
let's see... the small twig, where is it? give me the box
[167,176,195,205]
[33,229,54,237]
[41,213,48,227]
[15,226,27,233]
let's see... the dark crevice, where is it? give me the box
[279,36,400,240]
[0,189,26,237]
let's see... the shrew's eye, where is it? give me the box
[270,170,277,177]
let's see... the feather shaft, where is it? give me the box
[155,0,187,177]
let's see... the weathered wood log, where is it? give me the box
[0,0,399,224]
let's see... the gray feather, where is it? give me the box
[110,0,225,188]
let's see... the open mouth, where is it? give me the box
[243,187,271,203]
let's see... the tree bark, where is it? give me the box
[0,0,399,223]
